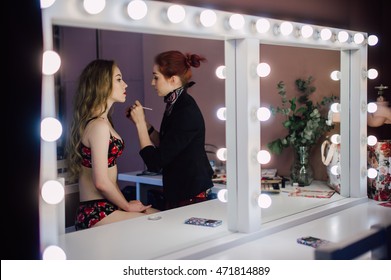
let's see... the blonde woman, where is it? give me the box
[67,59,158,231]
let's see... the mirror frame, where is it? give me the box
[40,0,368,253]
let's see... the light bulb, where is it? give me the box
[41,117,63,142]
[215,65,226,79]
[330,134,340,144]
[127,0,148,20]
[367,102,378,113]
[229,14,245,30]
[255,18,270,33]
[280,21,293,36]
[331,165,340,176]
[354,33,365,44]
[367,135,377,146]
[216,107,226,121]
[42,245,67,260]
[337,31,349,43]
[167,4,186,23]
[258,193,272,208]
[256,62,271,77]
[217,189,228,203]
[40,0,56,9]
[330,103,340,113]
[41,180,65,205]
[330,70,340,81]
[83,0,105,15]
[257,150,271,164]
[320,28,332,41]
[42,50,61,75]
[257,107,271,121]
[367,168,378,179]
[300,25,313,39]
[216,148,227,161]
[368,35,378,46]
[200,9,217,27]
[367,68,378,80]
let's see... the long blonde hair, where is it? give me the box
[66,59,116,182]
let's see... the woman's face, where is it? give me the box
[110,66,128,103]
[151,64,176,97]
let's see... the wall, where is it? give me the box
[174,0,390,139]
[56,26,339,182]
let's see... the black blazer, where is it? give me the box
[139,88,214,202]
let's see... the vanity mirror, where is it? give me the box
[40,0,369,257]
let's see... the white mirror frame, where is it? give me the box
[40,0,368,254]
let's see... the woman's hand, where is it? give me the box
[126,100,146,125]
[126,199,152,213]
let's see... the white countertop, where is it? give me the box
[57,177,391,260]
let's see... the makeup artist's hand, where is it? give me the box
[126,100,146,125]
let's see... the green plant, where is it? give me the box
[267,76,338,155]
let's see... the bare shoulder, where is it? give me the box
[84,118,111,143]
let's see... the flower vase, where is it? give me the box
[290,146,314,186]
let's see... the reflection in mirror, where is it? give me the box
[41,0,368,259]
[53,25,226,227]
[259,44,343,222]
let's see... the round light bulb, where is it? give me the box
[41,117,63,142]
[337,31,349,43]
[331,165,340,176]
[83,0,105,15]
[300,25,313,39]
[40,0,56,9]
[367,168,378,179]
[367,135,377,146]
[256,62,271,77]
[257,150,271,164]
[200,9,217,27]
[42,50,61,75]
[280,21,293,36]
[41,180,65,205]
[127,0,148,20]
[258,193,272,208]
[330,134,341,144]
[255,18,270,33]
[330,70,340,81]
[216,148,227,161]
[42,245,67,260]
[320,28,332,41]
[354,33,365,44]
[368,35,378,46]
[367,102,378,113]
[167,4,186,23]
[215,65,226,79]
[217,189,228,203]
[229,14,245,30]
[367,68,378,80]
[257,107,271,121]
[216,107,226,121]
[330,103,340,113]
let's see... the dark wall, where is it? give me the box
[5,1,42,259]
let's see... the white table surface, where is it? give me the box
[58,177,391,260]
[118,170,225,200]
[201,199,391,260]
[59,199,231,259]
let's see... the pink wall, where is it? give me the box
[57,26,339,182]
[259,45,340,179]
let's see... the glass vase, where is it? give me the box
[290,146,314,186]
